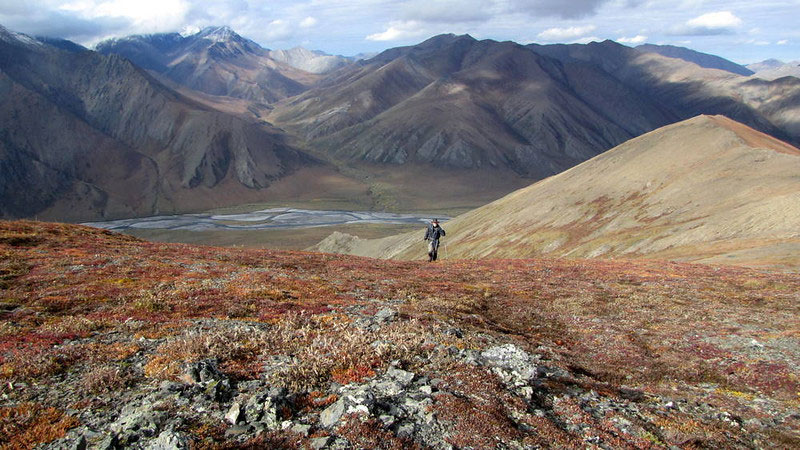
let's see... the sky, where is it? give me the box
[1,0,799,64]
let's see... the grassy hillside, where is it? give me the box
[1,220,799,447]
[326,115,800,269]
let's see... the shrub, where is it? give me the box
[81,365,132,394]
[0,403,79,449]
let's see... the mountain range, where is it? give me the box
[270,34,800,178]
[95,26,319,104]
[747,58,800,81]
[3,24,800,227]
[0,25,316,221]
[635,43,754,76]
[316,115,800,269]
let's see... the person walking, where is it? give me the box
[424,219,446,262]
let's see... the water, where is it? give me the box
[83,207,445,232]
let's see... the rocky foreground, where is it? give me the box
[1,221,799,448]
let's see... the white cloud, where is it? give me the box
[687,11,741,29]
[777,39,788,45]
[366,20,428,41]
[671,10,743,36]
[300,16,317,28]
[84,0,190,32]
[617,34,647,44]
[537,25,596,41]
[262,19,293,41]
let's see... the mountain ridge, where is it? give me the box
[0,26,317,221]
[96,26,318,104]
[315,115,800,269]
[635,43,754,76]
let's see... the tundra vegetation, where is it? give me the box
[0,220,798,448]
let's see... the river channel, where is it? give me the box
[83,208,445,232]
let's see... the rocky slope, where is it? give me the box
[0,25,312,222]
[268,47,352,74]
[316,115,800,269]
[747,59,800,81]
[270,34,677,178]
[271,34,800,180]
[531,40,800,145]
[635,43,754,76]
[96,26,318,104]
[1,220,799,448]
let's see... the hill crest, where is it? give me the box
[316,115,800,268]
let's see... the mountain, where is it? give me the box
[0,25,313,221]
[96,26,317,104]
[4,220,800,448]
[747,59,800,81]
[530,40,800,145]
[270,35,800,182]
[268,47,352,74]
[317,115,800,268]
[270,34,678,178]
[635,43,754,76]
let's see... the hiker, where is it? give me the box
[424,219,446,262]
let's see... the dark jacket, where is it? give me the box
[424,223,446,241]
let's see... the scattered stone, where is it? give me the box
[374,307,397,323]
[380,414,396,427]
[480,344,539,383]
[397,422,415,438]
[95,434,119,450]
[291,423,312,436]
[180,359,223,384]
[311,436,331,450]
[387,367,415,387]
[224,424,254,439]
[320,399,346,428]
[373,380,402,398]
[113,403,164,438]
[225,402,242,425]
[145,430,189,450]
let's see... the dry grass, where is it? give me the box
[0,404,79,449]
[2,220,799,447]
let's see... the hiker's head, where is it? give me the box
[432,219,439,226]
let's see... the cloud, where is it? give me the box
[401,0,487,23]
[537,25,597,41]
[510,0,641,19]
[777,39,788,45]
[617,34,647,44]
[300,16,317,28]
[366,20,429,41]
[670,11,743,36]
[0,4,130,41]
[261,19,293,41]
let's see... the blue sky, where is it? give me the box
[1,0,798,63]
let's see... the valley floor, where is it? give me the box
[1,220,799,448]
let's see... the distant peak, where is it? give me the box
[0,25,42,47]
[417,33,477,49]
[197,25,240,42]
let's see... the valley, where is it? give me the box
[1,18,800,449]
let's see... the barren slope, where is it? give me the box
[320,115,800,268]
[0,26,315,221]
[96,26,318,104]
[1,221,799,448]
[270,35,675,178]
